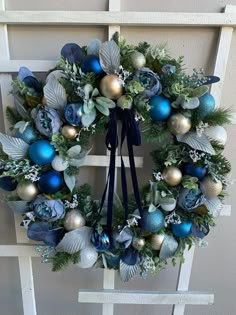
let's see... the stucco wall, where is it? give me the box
[0,1,236,315]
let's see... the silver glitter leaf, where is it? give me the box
[159,235,178,259]
[177,132,216,155]
[99,40,120,74]
[46,70,66,83]
[204,197,222,218]
[56,226,91,254]
[43,76,67,112]
[14,97,30,120]
[63,171,76,193]
[119,260,139,282]
[0,133,29,160]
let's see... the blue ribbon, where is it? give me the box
[99,108,143,234]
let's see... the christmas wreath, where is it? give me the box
[0,33,232,281]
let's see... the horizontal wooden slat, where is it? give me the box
[84,155,143,168]
[0,60,57,72]
[0,10,236,27]
[78,289,214,305]
[0,245,41,257]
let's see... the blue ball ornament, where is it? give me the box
[91,229,111,252]
[184,163,207,180]
[149,95,171,121]
[142,208,165,233]
[198,93,215,118]
[38,170,64,194]
[64,103,83,126]
[81,55,103,75]
[16,125,37,144]
[172,221,192,237]
[29,140,56,166]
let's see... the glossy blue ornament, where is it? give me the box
[29,140,56,165]
[0,176,17,191]
[91,229,111,252]
[38,170,64,194]
[81,55,103,75]
[198,93,215,118]
[16,125,37,144]
[172,221,192,237]
[149,95,171,121]
[184,163,207,180]
[64,103,83,126]
[142,208,165,233]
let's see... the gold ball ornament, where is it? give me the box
[162,166,182,187]
[16,180,39,201]
[117,95,133,110]
[168,114,191,135]
[151,233,165,250]
[100,74,123,100]
[61,125,78,139]
[132,237,146,251]
[200,176,222,199]
[130,51,146,69]
[64,210,86,231]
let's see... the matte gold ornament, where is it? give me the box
[61,125,78,139]
[100,74,123,100]
[132,237,146,251]
[168,113,191,135]
[117,95,132,110]
[162,166,182,186]
[130,51,146,69]
[151,233,165,250]
[200,176,222,199]
[16,180,39,201]
[64,210,86,231]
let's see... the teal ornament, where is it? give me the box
[64,103,83,126]
[29,140,56,165]
[142,208,165,233]
[149,95,171,121]
[198,93,215,118]
[38,170,64,194]
[81,55,103,75]
[184,163,207,180]
[172,221,192,237]
[16,125,37,144]
[90,229,111,252]
[159,235,178,259]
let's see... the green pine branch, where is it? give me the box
[6,106,22,125]
[51,251,80,272]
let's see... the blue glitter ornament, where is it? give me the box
[142,208,165,233]
[16,125,37,144]
[81,55,103,75]
[198,93,215,118]
[172,221,192,237]
[184,163,207,180]
[90,229,111,252]
[29,140,56,165]
[64,103,83,126]
[38,170,64,194]
[149,95,171,121]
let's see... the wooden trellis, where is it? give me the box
[0,1,235,314]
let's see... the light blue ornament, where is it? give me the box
[142,208,165,233]
[172,221,192,237]
[29,140,56,165]
[198,93,215,118]
[16,125,37,144]
[149,95,171,121]
[38,170,64,194]
[81,55,103,75]
[64,103,83,126]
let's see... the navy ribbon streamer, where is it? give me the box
[99,108,143,234]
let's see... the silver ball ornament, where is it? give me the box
[151,233,165,250]
[162,166,182,186]
[63,210,85,231]
[77,245,98,268]
[200,176,222,199]
[132,237,145,251]
[61,125,78,139]
[168,113,191,135]
[16,180,39,201]
[117,95,133,110]
[204,125,227,145]
[51,155,69,172]
[130,51,146,69]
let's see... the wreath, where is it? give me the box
[0,33,232,282]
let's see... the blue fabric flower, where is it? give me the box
[133,67,162,99]
[27,222,64,246]
[30,195,65,222]
[61,43,84,63]
[31,105,61,137]
[178,188,204,212]
[18,67,41,92]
